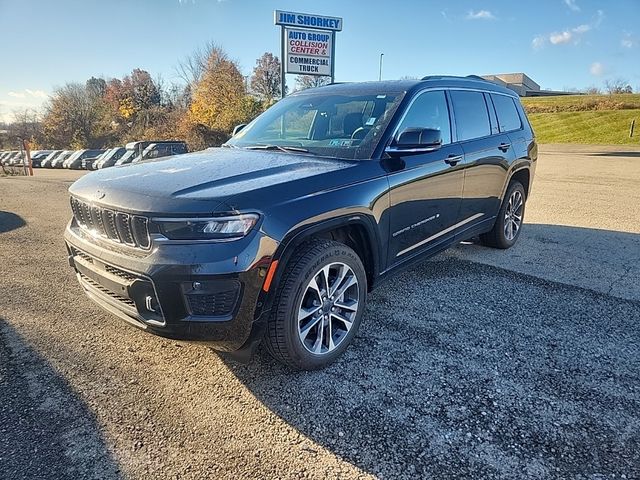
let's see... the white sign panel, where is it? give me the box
[284,27,332,76]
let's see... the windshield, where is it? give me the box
[226,90,405,159]
[68,150,84,161]
[96,148,113,161]
[118,150,135,163]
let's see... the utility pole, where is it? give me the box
[378,53,384,81]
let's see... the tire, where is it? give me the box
[264,239,367,370]
[480,181,526,249]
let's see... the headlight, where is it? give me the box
[153,214,259,241]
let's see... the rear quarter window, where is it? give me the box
[450,90,491,142]
[491,94,522,132]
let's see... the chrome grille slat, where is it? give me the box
[102,209,120,241]
[70,197,150,250]
[116,213,135,245]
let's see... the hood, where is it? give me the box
[69,148,356,215]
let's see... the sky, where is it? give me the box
[0,0,638,121]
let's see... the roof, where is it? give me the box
[291,76,518,98]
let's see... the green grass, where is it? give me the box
[522,94,640,113]
[528,109,640,145]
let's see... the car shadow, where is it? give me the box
[0,319,122,480]
[591,151,640,158]
[224,224,640,478]
[0,211,26,234]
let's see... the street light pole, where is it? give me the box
[378,53,384,81]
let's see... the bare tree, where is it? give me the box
[604,78,633,94]
[175,41,229,87]
[11,108,42,144]
[584,86,602,95]
[250,52,281,100]
[295,75,332,91]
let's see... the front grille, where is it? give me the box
[72,248,93,264]
[186,290,238,316]
[104,264,138,282]
[71,197,150,250]
[79,272,136,308]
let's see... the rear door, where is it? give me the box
[386,89,465,265]
[450,90,515,227]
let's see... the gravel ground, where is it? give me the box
[1,147,639,479]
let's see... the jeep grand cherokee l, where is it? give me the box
[65,76,536,370]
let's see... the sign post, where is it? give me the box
[274,10,343,98]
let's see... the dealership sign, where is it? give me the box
[284,27,332,76]
[274,10,343,95]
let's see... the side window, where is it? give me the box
[172,145,186,155]
[491,94,522,132]
[450,90,491,141]
[396,91,451,145]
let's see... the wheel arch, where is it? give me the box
[256,214,381,318]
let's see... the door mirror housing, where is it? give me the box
[386,127,442,157]
[232,124,247,136]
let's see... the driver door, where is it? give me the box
[386,90,465,265]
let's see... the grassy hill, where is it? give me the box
[521,94,640,145]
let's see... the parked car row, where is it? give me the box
[0,141,188,170]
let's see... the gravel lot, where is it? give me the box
[1,145,639,479]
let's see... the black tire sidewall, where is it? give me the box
[281,243,367,369]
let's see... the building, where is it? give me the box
[481,73,577,97]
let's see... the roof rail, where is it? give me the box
[466,75,489,82]
[420,74,490,82]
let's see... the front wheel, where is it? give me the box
[264,239,367,370]
[480,181,526,249]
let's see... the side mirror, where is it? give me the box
[386,127,442,156]
[232,124,247,136]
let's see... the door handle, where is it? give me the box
[445,155,462,166]
[498,142,511,152]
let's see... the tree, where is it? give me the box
[295,75,331,91]
[42,83,104,148]
[86,77,107,99]
[250,52,281,101]
[189,47,259,138]
[584,86,602,95]
[176,41,229,87]
[604,78,633,94]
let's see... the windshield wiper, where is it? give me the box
[243,144,311,154]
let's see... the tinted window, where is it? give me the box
[396,91,451,145]
[491,94,522,132]
[450,91,491,141]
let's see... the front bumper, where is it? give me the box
[64,222,279,351]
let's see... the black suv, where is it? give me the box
[65,76,536,369]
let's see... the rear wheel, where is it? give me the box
[480,181,526,249]
[264,239,367,370]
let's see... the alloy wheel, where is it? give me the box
[297,262,360,355]
[504,189,524,241]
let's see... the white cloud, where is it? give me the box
[590,62,604,76]
[7,89,48,99]
[25,89,48,99]
[550,31,573,44]
[564,0,580,12]
[466,10,496,20]
[532,35,546,50]
[534,11,603,49]
[572,24,591,34]
[621,33,636,48]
